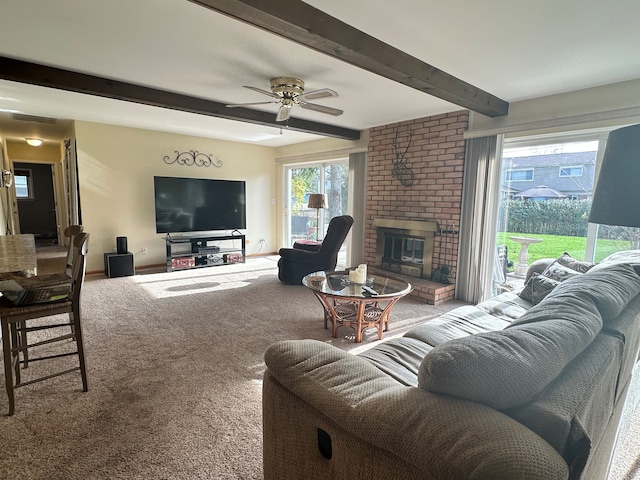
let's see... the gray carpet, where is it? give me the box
[2,254,640,479]
[0,256,470,479]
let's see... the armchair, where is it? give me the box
[278,215,354,284]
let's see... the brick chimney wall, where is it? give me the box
[364,110,469,294]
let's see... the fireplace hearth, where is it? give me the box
[373,219,438,279]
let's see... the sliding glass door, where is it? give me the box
[492,132,640,295]
[285,160,349,255]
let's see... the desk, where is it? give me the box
[0,234,37,274]
[303,270,413,343]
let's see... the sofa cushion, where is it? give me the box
[519,273,561,304]
[404,305,511,347]
[418,263,640,410]
[418,320,601,410]
[475,291,532,321]
[504,334,622,478]
[418,285,605,409]
[358,337,433,387]
[590,249,640,275]
[539,262,640,323]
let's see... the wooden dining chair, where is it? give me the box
[63,225,84,275]
[0,232,90,416]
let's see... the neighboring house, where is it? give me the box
[501,151,596,200]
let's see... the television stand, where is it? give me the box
[165,233,245,272]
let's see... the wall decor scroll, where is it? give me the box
[391,127,415,187]
[163,150,223,168]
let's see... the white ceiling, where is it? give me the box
[1,0,639,147]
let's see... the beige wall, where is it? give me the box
[468,78,640,137]
[74,121,277,272]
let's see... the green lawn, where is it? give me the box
[496,232,632,266]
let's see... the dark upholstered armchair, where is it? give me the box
[278,215,354,284]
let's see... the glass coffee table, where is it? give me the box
[302,270,413,343]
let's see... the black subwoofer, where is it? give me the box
[104,252,134,278]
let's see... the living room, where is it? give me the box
[2,1,640,479]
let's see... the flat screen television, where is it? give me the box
[154,176,246,233]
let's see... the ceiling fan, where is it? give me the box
[226,76,344,122]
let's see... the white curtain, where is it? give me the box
[348,151,367,266]
[456,134,504,303]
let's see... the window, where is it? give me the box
[14,169,33,199]
[505,168,533,181]
[559,166,583,177]
[494,138,600,297]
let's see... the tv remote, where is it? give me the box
[362,286,378,296]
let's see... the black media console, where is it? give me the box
[165,233,246,272]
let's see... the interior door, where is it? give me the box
[14,162,58,245]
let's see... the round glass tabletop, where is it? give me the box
[302,270,412,299]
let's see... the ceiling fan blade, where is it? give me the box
[299,88,338,101]
[300,102,343,116]
[244,85,281,99]
[276,104,292,122]
[226,101,277,108]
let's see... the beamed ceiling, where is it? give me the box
[0,0,639,147]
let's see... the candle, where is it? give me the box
[349,264,367,283]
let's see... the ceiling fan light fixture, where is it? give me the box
[26,137,43,147]
[227,76,343,121]
[270,77,305,97]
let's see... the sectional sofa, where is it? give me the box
[262,250,640,479]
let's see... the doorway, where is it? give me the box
[13,162,59,246]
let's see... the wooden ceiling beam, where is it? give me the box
[189,0,509,118]
[0,56,360,140]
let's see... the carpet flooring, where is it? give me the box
[0,256,468,479]
[1,254,639,479]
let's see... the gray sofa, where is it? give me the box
[262,250,640,479]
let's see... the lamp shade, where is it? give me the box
[307,193,326,209]
[589,123,640,228]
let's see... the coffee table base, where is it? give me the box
[312,292,402,343]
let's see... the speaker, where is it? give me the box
[104,253,134,278]
[116,236,128,254]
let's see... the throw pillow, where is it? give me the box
[518,273,560,304]
[556,252,595,273]
[541,261,583,282]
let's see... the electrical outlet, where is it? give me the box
[141,247,148,254]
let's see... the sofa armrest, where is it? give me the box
[265,339,569,479]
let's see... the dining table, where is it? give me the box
[0,234,37,275]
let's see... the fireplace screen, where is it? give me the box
[383,234,425,265]
[374,219,437,279]
[381,233,428,277]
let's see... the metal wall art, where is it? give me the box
[391,127,415,187]
[163,150,223,168]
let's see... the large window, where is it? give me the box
[285,160,349,249]
[492,132,640,296]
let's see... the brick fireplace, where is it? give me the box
[364,110,468,304]
[373,218,437,279]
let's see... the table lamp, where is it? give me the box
[589,123,640,228]
[307,193,327,241]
